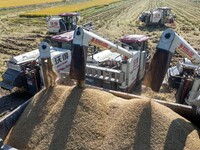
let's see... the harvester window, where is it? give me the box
[51,41,72,50]
[121,43,133,51]
[62,42,72,50]
[141,41,148,51]
[69,17,73,24]
[51,41,60,48]
[62,16,68,24]
[72,16,77,25]
[130,42,141,50]
[165,10,171,16]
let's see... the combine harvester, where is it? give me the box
[139,7,176,26]
[46,12,92,34]
[144,28,200,110]
[0,27,150,94]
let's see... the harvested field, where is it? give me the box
[5,85,200,150]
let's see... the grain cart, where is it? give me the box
[139,7,175,26]
[0,28,150,94]
[144,28,200,109]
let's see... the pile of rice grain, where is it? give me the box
[5,85,200,150]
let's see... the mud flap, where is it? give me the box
[143,50,173,92]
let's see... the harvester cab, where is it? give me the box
[139,7,175,26]
[119,34,149,60]
[47,12,79,34]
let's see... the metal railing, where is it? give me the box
[86,65,125,83]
